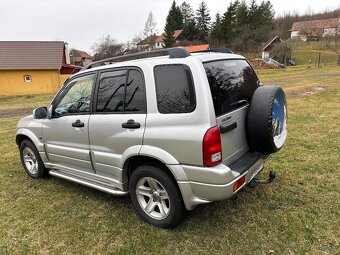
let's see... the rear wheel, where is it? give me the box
[129,165,184,228]
[19,139,47,178]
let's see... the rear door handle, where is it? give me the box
[72,119,85,128]
[122,119,140,129]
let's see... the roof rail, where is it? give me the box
[81,47,191,71]
[193,48,234,54]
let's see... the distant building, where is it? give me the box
[137,34,159,51]
[290,17,340,41]
[155,30,183,48]
[0,41,81,95]
[138,30,183,50]
[262,36,283,60]
[70,49,93,67]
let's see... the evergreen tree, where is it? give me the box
[195,1,211,42]
[163,1,183,48]
[220,0,239,43]
[180,2,198,41]
[180,2,195,23]
[163,17,176,48]
[258,0,275,25]
[235,1,248,30]
[248,0,259,28]
[210,13,223,46]
[169,0,183,30]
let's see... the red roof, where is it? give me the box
[181,44,210,53]
[138,35,158,45]
[73,49,93,59]
[156,30,183,43]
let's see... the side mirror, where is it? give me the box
[33,107,48,119]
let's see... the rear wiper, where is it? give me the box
[229,99,249,107]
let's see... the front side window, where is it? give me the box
[54,74,95,116]
[154,64,195,114]
[204,59,258,117]
[96,69,145,113]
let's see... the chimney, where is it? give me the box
[64,42,70,64]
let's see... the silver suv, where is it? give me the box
[16,48,287,228]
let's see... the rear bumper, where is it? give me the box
[174,155,268,210]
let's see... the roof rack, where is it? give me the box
[81,47,190,70]
[193,48,234,54]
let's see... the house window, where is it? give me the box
[24,75,32,83]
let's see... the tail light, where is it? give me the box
[203,126,222,167]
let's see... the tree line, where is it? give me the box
[162,0,274,52]
[91,1,340,61]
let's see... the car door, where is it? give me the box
[89,68,146,183]
[43,73,96,174]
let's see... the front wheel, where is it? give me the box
[129,165,184,228]
[19,139,48,178]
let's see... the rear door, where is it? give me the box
[204,59,259,165]
[89,68,146,183]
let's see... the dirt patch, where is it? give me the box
[287,86,326,98]
[0,108,33,118]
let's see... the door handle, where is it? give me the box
[72,119,85,128]
[219,122,237,134]
[122,119,140,129]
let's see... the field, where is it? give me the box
[0,64,339,254]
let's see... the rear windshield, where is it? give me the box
[204,59,258,117]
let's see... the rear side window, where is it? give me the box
[154,64,195,114]
[125,70,145,112]
[97,70,126,112]
[96,69,145,113]
[204,60,258,117]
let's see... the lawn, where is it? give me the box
[0,64,339,254]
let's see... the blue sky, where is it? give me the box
[0,0,339,52]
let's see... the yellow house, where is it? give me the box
[0,41,81,96]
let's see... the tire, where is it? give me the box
[19,139,48,178]
[247,86,288,155]
[129,165,184,228]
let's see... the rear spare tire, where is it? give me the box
[247,86,287,155]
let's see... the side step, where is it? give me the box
[49,170,128,196]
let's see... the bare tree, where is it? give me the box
[299,6,315,42]
[325,34,340,65]
[143,12,158,50]
[91,35,125,61]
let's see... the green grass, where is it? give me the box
[0,66,339,254]
[0,94,54,111]
[288,40,339,65]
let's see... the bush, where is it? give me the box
[271,42,292,65]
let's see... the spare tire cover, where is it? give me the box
[247,86,287,155]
